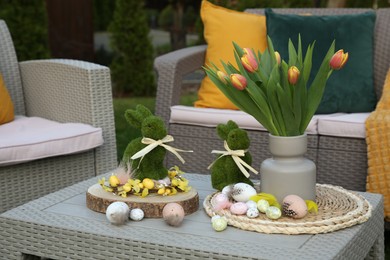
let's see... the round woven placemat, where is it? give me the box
[203,184,372,234]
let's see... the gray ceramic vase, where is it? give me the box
[260,133,316,203]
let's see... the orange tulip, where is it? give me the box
[230,74,247,90]
[329,49,348,70]
[288,66,300,85]
[217,71,228,84]
[274,51,281,66]
[241,48,258,73]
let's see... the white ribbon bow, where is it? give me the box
[207,140,258,178]
[131,135,193,166]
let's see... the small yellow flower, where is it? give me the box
[109,175,120,187]
[141,188,149,197]
[142,178,155,189]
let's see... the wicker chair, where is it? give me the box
[154,8,390,192]
[0,20,118,213]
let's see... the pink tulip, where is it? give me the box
[288,66,300,85]
[230,74,247,90]
[274,51,281,66]
[217,71,228,84]
[329,49,348,70]
[241,48,258,73]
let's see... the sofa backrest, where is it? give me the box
[0,20,26,115]
[246,8,390,100]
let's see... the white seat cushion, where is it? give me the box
[0,116,104,166]
[317,113,370,138]
[170,105,345,135]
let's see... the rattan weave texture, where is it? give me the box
[0,20,118,213]
[0,173,384,260]
[154,8,390,194]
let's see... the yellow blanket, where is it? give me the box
[366,69,390,222]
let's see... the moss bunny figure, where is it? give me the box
[210,120,257,191]
[122,105,169,180]
[122,104,191,181]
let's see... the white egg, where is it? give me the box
[246,200,257,209]
[129,208,144,221]
[257,199,270,213]
[231,183,257,202]
[221,184,234,197]
[106,201,130,225]
[246,207,259,218]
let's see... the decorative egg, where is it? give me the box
[211,193,231,211]
[257,199,270,213]
[129,208,144,221]
[212,217,228,231]
[231,183,257,202]
[229,202,248,215]
[211,215,222,222]
[246,200,257,209]
[246,207,259,218]
[265,206,282,220]
[282,195,308,219]
[162,203,185,226]
[221,184,234,197]
[106,201,130,225]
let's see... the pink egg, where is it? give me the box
[162,203,185,226]
[229,202,248,215]
[282,195,308,219]
[211,193,231,211]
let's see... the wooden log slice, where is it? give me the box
[86,183,199,218]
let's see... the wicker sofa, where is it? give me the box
[0,20,118,213]
[154,8,390,192]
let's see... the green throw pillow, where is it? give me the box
[265,9,377,114]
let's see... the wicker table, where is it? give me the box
[0,173,384,259]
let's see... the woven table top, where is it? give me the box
[204,184,372,235]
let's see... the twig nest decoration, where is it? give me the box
[162,203,185,226]
[231,183,257,202]
[106,201,130,225]
[282,195,308,219]
[129,208,144,221]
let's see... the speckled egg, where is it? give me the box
[106,201,130,225]
[162,203,185,226]
[265,206,282,220]
[221,184,234,197]
[282,195,308,219]
[211,193,231,211]
[231,183,257,202]
[246,207,259,218]
[246,200,257,209]
[129,208,144,221]
[229,202,248,215]
[257,199,270,213]
[212,216,228,231]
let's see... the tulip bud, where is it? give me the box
[217,71,228,84]
[329,49,348,70]
[230,74,247,90]
[274,51,281,66]
[241,48,258,73]
[288,66,300,85]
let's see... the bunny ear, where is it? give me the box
[136,104,153,118]
[216,123,230,140]
[124,105,153,129]
[226,120,239,130]
[124,109,143,129]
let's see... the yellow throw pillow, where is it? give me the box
[194,0,267,110]
[0,73,15,125]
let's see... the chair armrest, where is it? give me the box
[154,45,206,125]
[19,59,118,174]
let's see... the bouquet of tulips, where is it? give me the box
[204,36,348,136]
